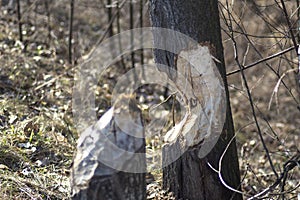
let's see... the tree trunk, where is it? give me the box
[149,0,242,199]
[71,95,146,200]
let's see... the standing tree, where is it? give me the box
[149,1,243,199]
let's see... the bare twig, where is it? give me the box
[94,0,126,48]
[220,2,300,107]
[278,0,298,54]
[227,46,296,76]
[207,134,245,196]
[229,83,292,158]
[248,152,300,200]
[268,68,298,110]
[223,0,279,179]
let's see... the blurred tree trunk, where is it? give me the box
[149,0,243,199]
[16,0,22,42]
[68,0,74,64]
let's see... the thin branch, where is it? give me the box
[278,0,298,54]
[220,1,300,106]
[248,152,300,200]
[93,0,127,47]
[227,46,296,76]
[223,0,279,178]
[268,68,298,110]
[207,133,245,196]
[231,30,287,39]
[247,0,287,37]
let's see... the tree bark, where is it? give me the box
[71,95,146,200]
[149,0,242,199]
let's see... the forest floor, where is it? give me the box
[0,0,299,199]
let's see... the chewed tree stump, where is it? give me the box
[71,95,146,200]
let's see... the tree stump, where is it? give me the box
[71,95,146,200]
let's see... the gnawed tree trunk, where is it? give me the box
[71,95,146,200]
[149,0,243,199]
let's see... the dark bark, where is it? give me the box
[149,0,242,199]
[107,0,113,37]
